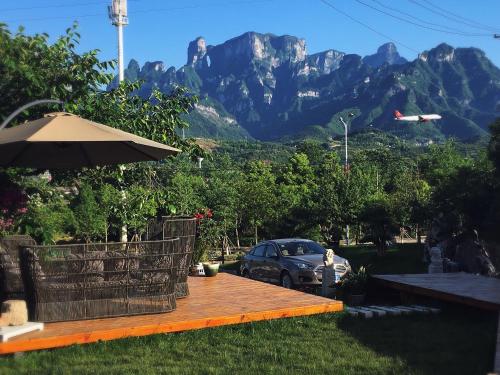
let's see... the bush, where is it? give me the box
[339,266,368,295]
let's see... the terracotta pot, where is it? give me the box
[202,262,220,277]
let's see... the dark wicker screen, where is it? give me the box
[0,235,37,301]
[21,239,180,322]
[147,216,196,298]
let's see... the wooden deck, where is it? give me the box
[0,273,342,354]
[372,272,500,374]
[372,273,500,311]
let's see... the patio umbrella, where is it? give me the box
[0,112,181,169]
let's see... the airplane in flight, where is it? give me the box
[393,110,442,122]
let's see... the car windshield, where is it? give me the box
[278,241,325,256]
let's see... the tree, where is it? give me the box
[275,153,317,237]
[72,183,107,242]
[489,118,500,175]
[241,161,278,244]
[313,153,344,245]
[204,155,244,250]
[0,23,113,123]
[359,194,399,256]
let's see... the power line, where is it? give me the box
[318,0,420,54]
[0,1,113,13]
[420,0,500,33]
[356,0,490,37]
[370,0,477,35]
[408,0,500,33]
[3,0,274,23]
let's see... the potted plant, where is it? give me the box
[339,266,368,306]
[202,261,220,277]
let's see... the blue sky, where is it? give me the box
[2,0,500,70]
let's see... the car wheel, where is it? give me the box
[281,272,294,289]
[241,269,250,278]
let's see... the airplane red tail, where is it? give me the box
[393,110,403,119]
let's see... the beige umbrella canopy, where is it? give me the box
[0,112,180,169]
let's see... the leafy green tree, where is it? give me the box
[0,23,113,123]
[313,153,343,245]
[204,155,244,249]
[241,161,278,244]
[165,172,206,216]
[359,194,399,256]
[275,153,317,237]
[488,118,500,175]
[72,183,107,242]
[67,80,198,152]
[17,183,75,244]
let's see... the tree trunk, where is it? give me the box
[377,240,387,257]
[235,218,240,248]
[254,225,258,245]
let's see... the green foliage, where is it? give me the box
[67,80,199,153]
[489,118,500,174]
[0,23,113,123]
[241,161,278,243]
[339,266,368,295]
[359,194,399,256]
[18,187,75,245]
[72,184,107,242]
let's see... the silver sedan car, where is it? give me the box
[240,238,351,288]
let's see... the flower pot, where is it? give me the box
[347,293,366,306]
[202,262,219,277]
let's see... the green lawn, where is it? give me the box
[2,244,495,374]
[0,309,496,375]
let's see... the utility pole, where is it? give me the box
[109,1,128,242]
[339,113,355,246]
[108,0,128,82]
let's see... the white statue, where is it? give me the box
[428,246,443,274]
[322,249,336,298]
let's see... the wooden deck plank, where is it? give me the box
[372,273,500,311]
[0,273,342,354]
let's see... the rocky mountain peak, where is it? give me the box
[113,32,500,142]
[307,49,345,75]
[187,37,207,66]
[427,43,455,62]
[363,42,407,68]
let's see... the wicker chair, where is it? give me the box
[146,216,196,298]
[0,235,37,301]
[20,239,181,322]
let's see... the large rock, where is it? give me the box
[187,37,207,67]
[362,42,407,68]
[0,300,28,327]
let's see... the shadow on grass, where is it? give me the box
[337,306,498,375]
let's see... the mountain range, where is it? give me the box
[114,32,500,141]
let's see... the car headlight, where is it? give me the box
[296,262,314,270]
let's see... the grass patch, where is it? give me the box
[337,243,427,274]
[0,309,495,374]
